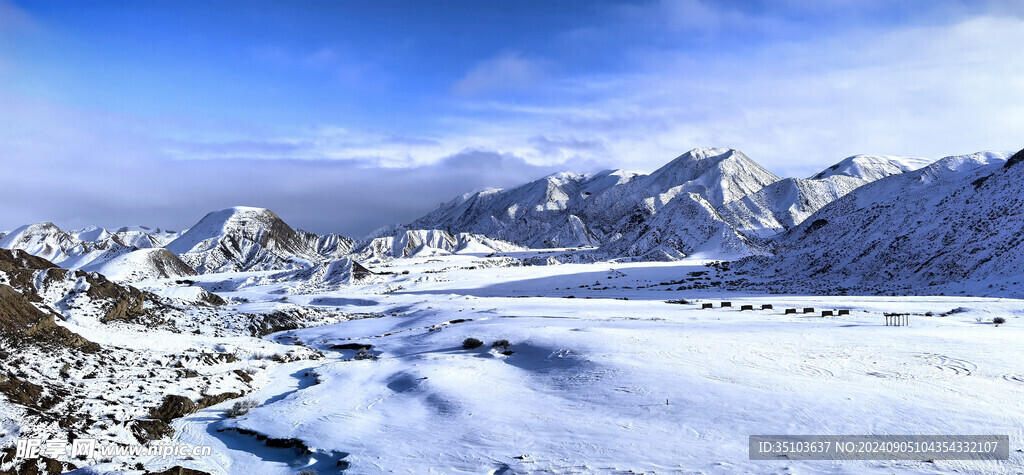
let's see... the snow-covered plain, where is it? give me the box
[121,254,1024,474]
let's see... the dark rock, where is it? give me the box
[0,373,42,407]
[233,369,254,383]
[0,284,98,352]
[196,392,242,410]
[130,419,174,443]
[149,395,198,423]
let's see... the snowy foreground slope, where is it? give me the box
[3,249,1020,473]
[32,253,1017,474]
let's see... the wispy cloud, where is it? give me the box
[0,0,34,32]
[0,87,580,236]
[445,10,1024,177]
[451,51,548,97]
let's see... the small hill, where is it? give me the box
[165,207,323,273]
[83,248,198,283]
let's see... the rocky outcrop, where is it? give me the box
[0,284,100,352]
[149,395,199,423]
[130,418,175,443]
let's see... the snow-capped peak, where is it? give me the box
[164,206,322,273]
[810,154,933,182]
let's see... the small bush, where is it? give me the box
[665,299,690,305]
[492,339,511,349]
[462,338,484,350]
[269,353,289,363]
[993,317,1006,325]
[354,348,377,360]
[225,399,260,418]
[298,470,318,475]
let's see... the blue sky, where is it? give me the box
[1,0,1023,235]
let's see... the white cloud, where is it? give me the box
[0,87,578,236]
[451,51,547,97]
[446,13,1024,177]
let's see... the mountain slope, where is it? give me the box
[352,228,524,261]
[810,154,933,181]
[0,222,186,281]
[165,207,324,273]
[599,191,758,260]
[734,150,1019,294]
[405,170,632,248]
[0,222,84,264]
[720,175,867,238]
[402,148,785,259]
[82,248,198,283]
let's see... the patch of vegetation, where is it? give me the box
[354,348,377,360]
[225,399,260,418]
[462,338,484,350]
[939,307,969,317]
[492,339,510,349]
[993,316,1006,325]
[665,298,690,305]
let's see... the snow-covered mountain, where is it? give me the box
[304,232,356,260]
[405,169,637,249]
[734,150,1020,295]
[720,175,868,239]
[0,222,140,270]
[810,154,933,182]
[165,207,331,273]
[352,228,524,262]
[0,221,189,282]
[394,147,957,261]
[399,148,806,259]
[0,208,356,280]
[0,222,88,264]
[264,257,376,290]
